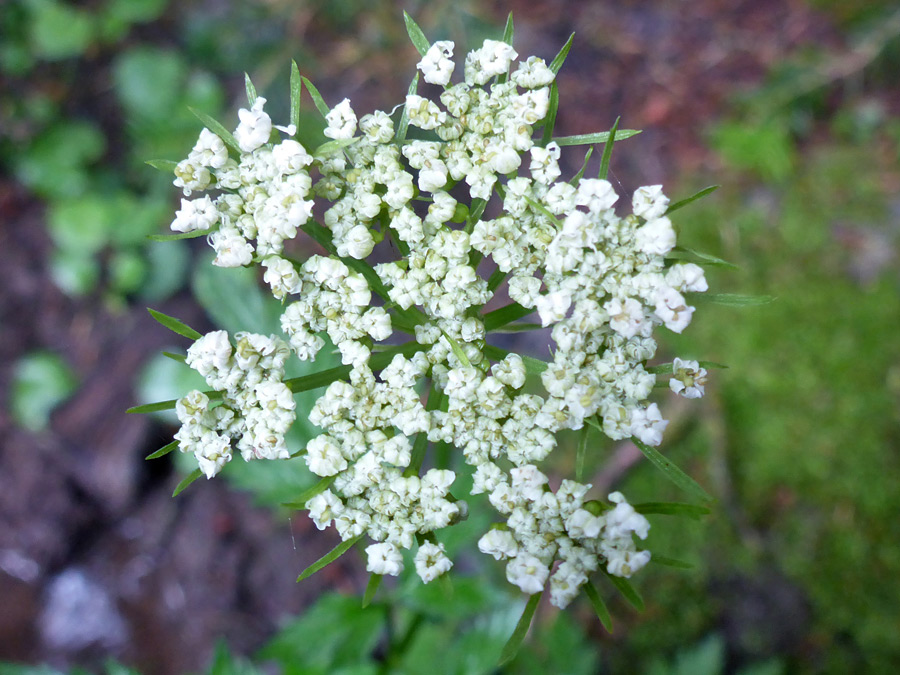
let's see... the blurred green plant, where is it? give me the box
[1,0,223,306]
[10,351,77,431]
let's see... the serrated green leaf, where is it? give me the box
[146,440,178,460]
[362,574,382,608]
[173,468,203,497]
[667,246,738,269]
[666,185,720,215]
[598,117,619,180]
[146,158,177,173]
[650,555,693,569]
[282,475,336,509]
[602,571,644,611]
[300,76,330,118]
[634,501,711,519]
[188,107,239,153]
[483,302,535,331]
[693,293,776,307]
[244,72,257,106]
[541,82,560,147]
[498,593,541,666]
[632,437,713,503]
[403,11,431,57]
[554,129,641,146]
[297,535,362,582]
[570,145,593,185]
[290,60,302,131]
[148,229,211,242]
[395,73,420,143]
[147,308,202,341]
[549,33,575,74]
[583,581,613,632]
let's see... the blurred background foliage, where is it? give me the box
[2,0,899,673]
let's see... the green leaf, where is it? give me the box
[553,129,641,146]
[583,581,613,632]
[286,365,351,394]
[127,399,177,414]
[290,60,302,131]
[465,197,488,232]
[645,360,728,375]
[632,437,713,503]
[146,158,177,173]
[524,194,561,225]
[148,229,211,242]
[296,535,362,582]
[188,107,239,153]
[482,345,548,375]
[541,82,560,147]
[692,293,776,307]
[598,117,619,180]
[483,302,535,331]
[650,555,693,569]
[442,330,472,367]
[29,0,95,60]
[244,72,257,106]
[403,11,431,56]
[570,145,593,185]
[301,76,331,118]
[362,574,382,608]
[395,73,420,143]
[666,185,720,215]
[602,570,644,611]
[634,502,711,519]
[147,308,203,341]
[281,475,336,509]
[501,12,514,45]
[161,351,187,363]
[10,351,77,431]
[312,137,358,158]
[492,323,543,333]
[667,246,738,269]
[146,440,178,460]
[284,342,425,394]
[576,425,589,482]
[191,250,284,335]
[406,384,444,477]
[173,468,203,497]
[498,593,542,666]
[487,267,508,293]
[549,33,575,74]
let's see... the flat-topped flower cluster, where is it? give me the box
[164,31,709,609]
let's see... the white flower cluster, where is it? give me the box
[477,466,651,608]
[175,331,295,478]
[163,32,711,601]
[172,96,314,270]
